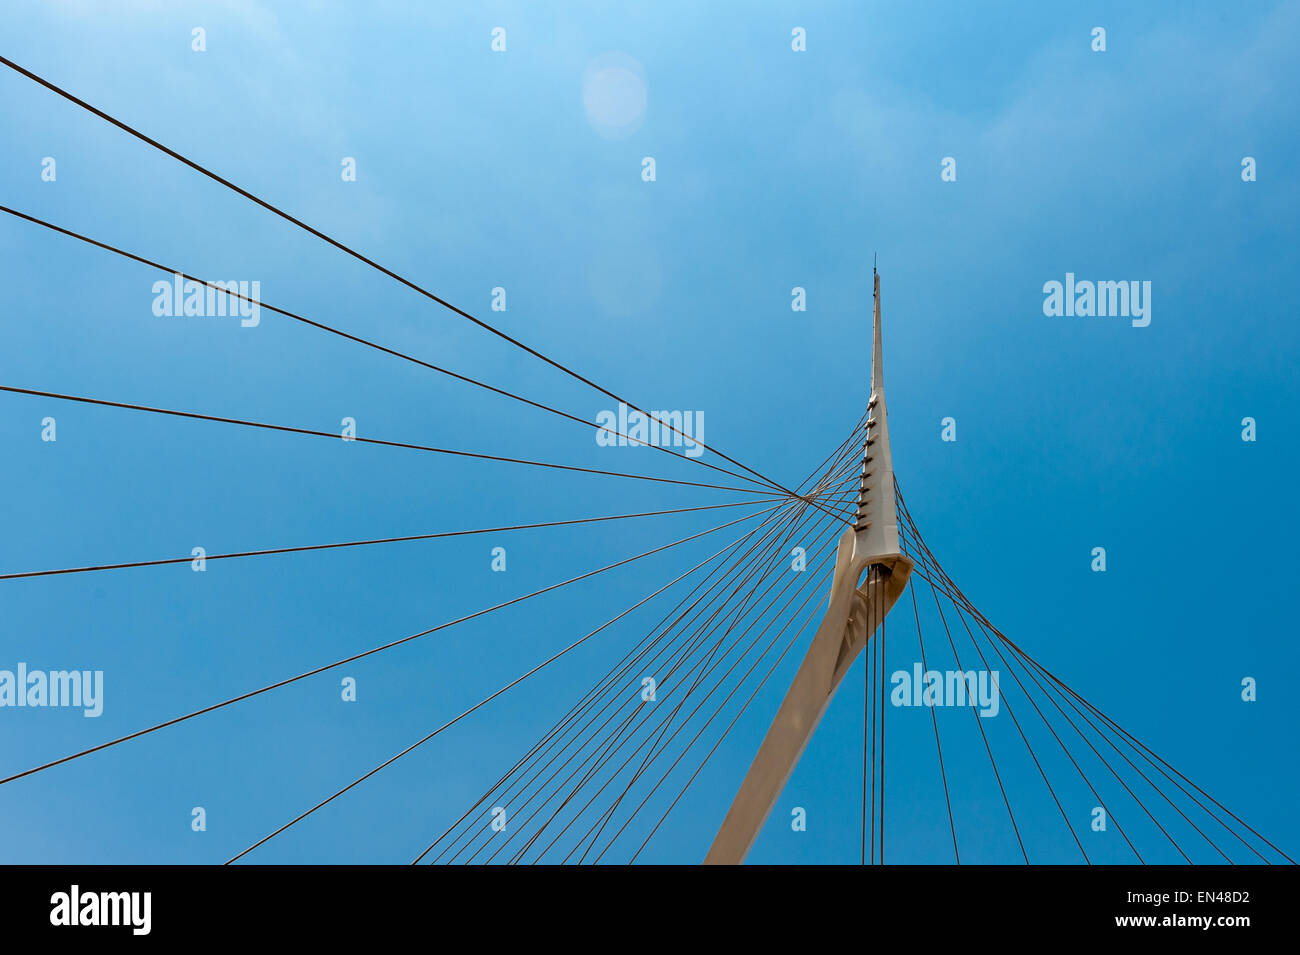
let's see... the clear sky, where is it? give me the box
[0,0,1296,864]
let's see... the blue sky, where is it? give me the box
[0,0,1296,864]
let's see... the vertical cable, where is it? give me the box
[879,568,887,865]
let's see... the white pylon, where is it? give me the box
[704,269,913,864]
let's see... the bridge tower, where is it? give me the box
[705,269,913,864]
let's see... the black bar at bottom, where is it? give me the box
[0,863,1291,942]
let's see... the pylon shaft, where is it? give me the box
[705,270,912,864]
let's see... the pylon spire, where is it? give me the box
[853,269,903,559]
[704,269,913,865]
